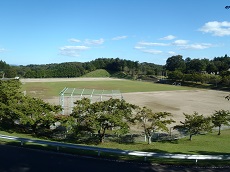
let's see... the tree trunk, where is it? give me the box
[218,126,221,135]
[189,134,192,141]
[147,135,152,144]
[98,128,106,143]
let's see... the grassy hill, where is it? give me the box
[82,69,110,77]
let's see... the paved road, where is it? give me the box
[0,145,229,172]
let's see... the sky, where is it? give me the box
[0,0,230,66]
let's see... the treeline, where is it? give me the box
[0,58,162,79]
[1,55,230,87]
[164,54,230,87]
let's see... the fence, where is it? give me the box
[59,88,122,115]
[1,134,229,162]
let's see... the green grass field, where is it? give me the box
[21,79,193,98]
[100,130,230,155]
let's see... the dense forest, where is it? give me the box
[1,54,230,87]
[0,58,162,79]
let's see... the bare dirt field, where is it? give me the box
[21,78,230,125]
[123,90,229,125]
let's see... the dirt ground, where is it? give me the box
[21,78,230,125]
[123,90,229,125]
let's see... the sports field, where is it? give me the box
[20,78,230,126]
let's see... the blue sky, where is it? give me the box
[0,0,230,65]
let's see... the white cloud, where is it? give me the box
[138,41,169,46]
[199,21,230,36]
[168,51,176,55]
[172,40,188,46]
[84,38,104,45]
[141,49,162,54]
[112,36,128,40]
[134,46,145,50]
[0,48,7,53]
[59,45,89,57]
[68,38,81,43]
[160,35,176,40]
[179,43,213,50]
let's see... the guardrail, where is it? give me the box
[1,134,230,162]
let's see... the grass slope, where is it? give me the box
[1,129,230,155]
[82,69,110,77]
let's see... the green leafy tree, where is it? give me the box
[209,75,222,87]
[165,55,186,72]
[199,74,210,84]
[19,97,62,134]
[71,98,137,143]
[70,98,94,135]
[174,112,211,141]
[211,110,230,135]
[206,62,218,74]
[167,70,183,81]
[0,79,62,135]
[186,59,206,73]
[0,80,24,128]
[135,107,175,144]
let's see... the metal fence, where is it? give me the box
[1,134,229,162]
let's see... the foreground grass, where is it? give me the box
[1,129,230,155]
[100,130,230,155]
[21,79,193,98]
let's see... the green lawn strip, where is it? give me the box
[99,130,230,155]
[1,130,230,166]
[1,129,229,155]
[21,80,193,98]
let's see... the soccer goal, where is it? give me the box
[59,88,123,115]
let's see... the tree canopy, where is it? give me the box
[0,79,62,135]
[211,110,230,135]
[70,98,137,143]
[135,106,175,144]
[174,112,211,141]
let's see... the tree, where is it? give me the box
[71,98,137,143]
[186,59,206,73]
[135,107,175,144]
[0,79,24,129]
[167,70,183,81]
[0,79,62,135]
[165,55,186,72]
[206,62,218,74]
[18,96,62,134]
[211,110,230,135]
[70,98,94,135]
[174,112,211,141]
[209,75,222,87]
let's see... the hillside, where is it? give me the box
[82,69,110,77]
